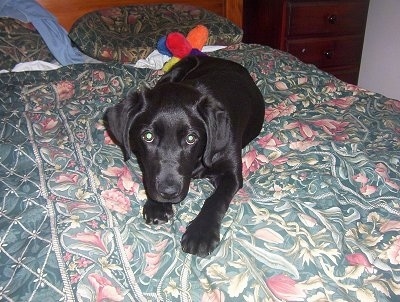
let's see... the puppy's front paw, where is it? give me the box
[143,200,173,224]
[181,218,220,257]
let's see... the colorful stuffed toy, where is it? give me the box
[157,25,209,72]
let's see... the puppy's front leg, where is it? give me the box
[143,199,173,224]
[181,172,241,257]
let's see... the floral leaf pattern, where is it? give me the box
[0,43,399,301]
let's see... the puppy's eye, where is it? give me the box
[185,133,198,145]
[142,130,154,142]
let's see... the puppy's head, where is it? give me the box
[105,83,229,203]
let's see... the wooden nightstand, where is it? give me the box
[243,0,370,84]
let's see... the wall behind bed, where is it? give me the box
[358,0,400,100]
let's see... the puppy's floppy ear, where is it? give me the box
[196,96,231,167]
[104,89,143,161]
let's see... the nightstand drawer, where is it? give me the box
[287,36,364,68]
[288,2,369,37]
[243,0,370,84]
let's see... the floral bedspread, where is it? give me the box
[0,44,399,302]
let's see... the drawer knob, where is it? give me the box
[328,15,337,24]
[323,50,334,59]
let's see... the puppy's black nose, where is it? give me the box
[157,178,181,199]
[159,184,181,199]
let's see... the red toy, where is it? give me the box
[157,25,209,72]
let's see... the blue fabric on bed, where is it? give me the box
[0,0,85,65]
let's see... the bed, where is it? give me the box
[0,0,399,301]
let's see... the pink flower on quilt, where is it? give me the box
[100,47,114,60]
[104,130,115,145]
[298,213,317,228]
[297,77,308,85]
[266,274,306,301]
[325,96,356,109]
[111,78,121,88]
[93,70,106,81]
[75,131,86,140]
[201,289,225,302]
[380,220,400,233]
[375,163,400,190]
[242,149,268,178]
[285,121,318,140]
[127,14,138,24]
[333,133,349,141]
[70,273,81,284]
[76,257,92,268]
[87,220,99,229]
[88,273,124,302]
[289,140,321,151]
[259,60,274,74]
[345,83,361,92]
[375,163,389,179]
[384,99,400,112]
[74,231,108,253]
[288,94,301,102]
[346,252,374,273]
[101,188,132,214]
[275,81,288,90]
[123,245,134,262]
[353,173,368,186]
[21,22,36,31]
[101,86,112,94]
[384,179,400,191]
[143,251,162,278]
[103,166,139,195]
[63,252,72,262]
[27,112,41,122]
[249,71,258,83]
[144,239,168,278]
[40,117,58,132]
[64,202,95,213]
[311,119,349,136]
[265,102,296,122]
[233,188,251,204]
[56,81,75,101]
[116,167,139,194]
[258,133,283,149]
[324,82,337,93]
[275,81,289,90]
[55,173,79,185]
[254,228,284,244]
[178,225,186,234]
[360,185,377,196]
[387,237,400,265]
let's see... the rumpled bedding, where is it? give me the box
[0,43,399,301]
[0,0,85,65]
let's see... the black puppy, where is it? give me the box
[105,56,264,257]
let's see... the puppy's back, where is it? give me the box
[159,56,265,147]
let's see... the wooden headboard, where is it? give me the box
[36,0,243,31]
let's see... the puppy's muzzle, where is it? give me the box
[156,174,184,202]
